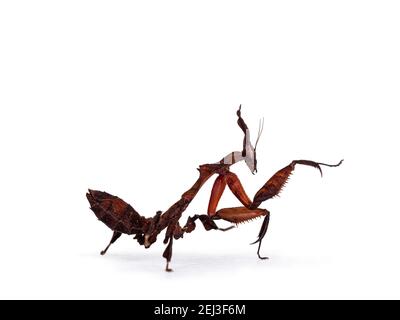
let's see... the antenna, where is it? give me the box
[254,117,264,150]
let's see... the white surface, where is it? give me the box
[0,1,399,299]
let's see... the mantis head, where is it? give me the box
[244,117,264,175]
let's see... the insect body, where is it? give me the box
[86,106,342,271]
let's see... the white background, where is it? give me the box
[0,1,399,299]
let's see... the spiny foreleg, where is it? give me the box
[251,159,343,209]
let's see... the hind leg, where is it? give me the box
[100,231,122,255]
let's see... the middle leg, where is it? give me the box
[250,212,270,259]
[184,214,235,233]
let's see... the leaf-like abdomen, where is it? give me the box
[86,189,146,235]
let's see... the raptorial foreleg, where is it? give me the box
[251,159,343,209]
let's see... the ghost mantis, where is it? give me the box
[87,106,342,271]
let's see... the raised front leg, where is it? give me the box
[251,159,343,209]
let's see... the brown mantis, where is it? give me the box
[86,106,342,271]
